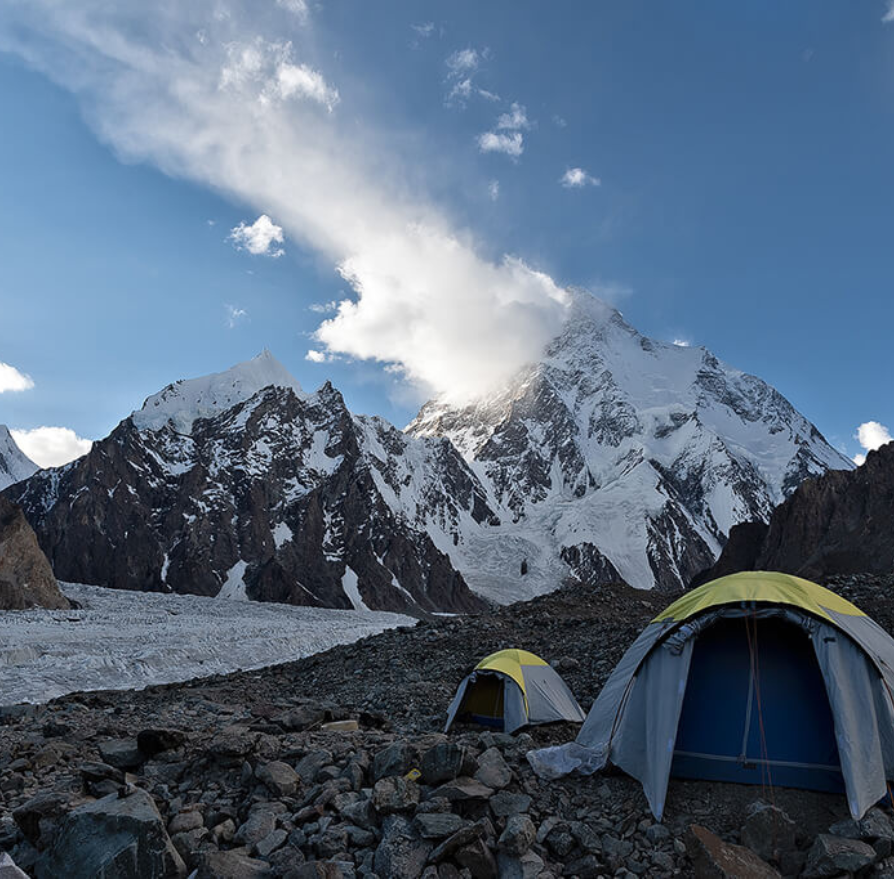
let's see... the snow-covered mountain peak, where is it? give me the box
[132,350,305,434]
[0,424,38,491]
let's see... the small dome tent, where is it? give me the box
[528,572,894,821]
[445,649,586,734]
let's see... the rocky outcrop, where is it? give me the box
[0,496,68,611]
[696,441,894,585]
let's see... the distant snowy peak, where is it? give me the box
[0,425,38,490]
[407,289,853,593]
[132,350,305,433]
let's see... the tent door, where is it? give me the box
[671,618,844,792]
[457,674,506,730]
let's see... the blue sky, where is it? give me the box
[1,1,893,466]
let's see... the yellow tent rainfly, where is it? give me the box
[444,649,586,734]
[528,572,894,821]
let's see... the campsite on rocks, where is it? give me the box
[3,2,894,877]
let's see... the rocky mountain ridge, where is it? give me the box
[697,439,894,585]
[4,293,852,610]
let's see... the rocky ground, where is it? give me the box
[2,575,894,878]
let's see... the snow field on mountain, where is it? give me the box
[0,583,413,705]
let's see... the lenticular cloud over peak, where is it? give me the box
[1,0,570,403]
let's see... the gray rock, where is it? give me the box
[830,807,894,842]
[372,776,420,814]
[0,853,29,879]
[803,833,877,877]
[236,807,279,847]
[569,821,601,854]
[35,788,186,879]
[495,850,544,879]
[498,815,535,857]
[12,792,73,846]
[209,726,257,759]
[650,850,674,873]
[373,742,415,781]
[432,777,494,803]
[197,850,274,878]
[474,748,512,790]
[685,825,780,879]
[741,801,797,863]
[645,823,671,845]
[429,820,488,863]
[98,738,145,770]
[78,761,126,785]
[374,816,433,879]
[545,829,574,859]
[257,760,301,797]
[296,750,333,784]
[276,704,327,732]
[421,743,475,785]
[563,854,601,878]
[455,837,498,878]
[256,827,289,858]
[415,812,468,839]
[489,791,532,818]
[168,810,204,835]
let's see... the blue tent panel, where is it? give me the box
[671,618,844,793]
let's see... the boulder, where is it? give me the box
[0,853,29,879]
[685,824,781,879]
[99,738,145,770]
[489,791,531,818]
[496,850,544,879]
[803,833,877,878]
[372,776,420,814]
[196,850,274,878]
[474,748,512,790]
[829,807,894,843]
[12,792,73,846]
[374,816,433,879]
[454,837,498,878]
[295,749,333,784]
[35,788,186,879]
[373,742,415,781]
[498,815,535,857]
[421,743,475,785]
[740,802,797,863]
[415,812,468,839]
[235,806,279,847]
[0,496,69,610]
[257,760,301,797]
[432,777,494,803]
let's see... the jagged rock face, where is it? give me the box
[698,442,894,584]
[0,425,37,492]
[0,495,69,610]
[7,368,489,615]
[409,292,852,595]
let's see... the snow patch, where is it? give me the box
[341,567,369,611]
[217,560,249,600]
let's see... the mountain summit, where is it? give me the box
[0,425,38,491]
[408,291,852,597]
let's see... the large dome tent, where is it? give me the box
[445,648,586,734]
[528,572,894,821]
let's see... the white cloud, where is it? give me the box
[229,214,285,257]
[883,1,894,23]
[309,300,339,313]
[305,349,331,363]
[10,427,92,468]
[553,114,567,128]
[853,420,892,464]
[561,167,601,189]
[487,180,499,201]
[269,62,340,111]
[672,339,690,347]
[478,131,524,159]
[497,102,529,130]
[446,47,481,75]
[0,4,569,404]
[411,22,435,38]
[276,0,309,20]
[0,362,34,393]
[225,304,247,327]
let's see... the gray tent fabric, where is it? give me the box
[522,665,587,726]
[608,638,694,820]
[528,594,894,821]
